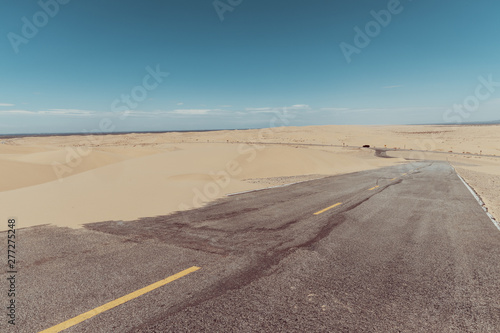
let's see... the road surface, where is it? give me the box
[4,161,500,332]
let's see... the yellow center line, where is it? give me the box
[368,185,379,191]
[390,177,397,181]
[39,266,201,333]
[402,173,407,176]
[314,202,342,215]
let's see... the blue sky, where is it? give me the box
[1,0,499,134]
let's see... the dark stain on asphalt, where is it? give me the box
[82,165,428,329]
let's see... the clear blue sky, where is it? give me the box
[1,0,499,134]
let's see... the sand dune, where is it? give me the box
[1,125,499,231]
[0,148,158,191]
[0,142,404,230]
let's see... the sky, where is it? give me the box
[1,0,500,134]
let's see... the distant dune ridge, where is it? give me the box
[1,125,499,230]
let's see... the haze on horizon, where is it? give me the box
[1,0,500,134]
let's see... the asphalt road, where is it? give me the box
[3,161,500,332]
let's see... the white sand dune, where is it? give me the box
[0,142,404,230]
[0,148,157,191]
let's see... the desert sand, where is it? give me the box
[1,125,499,230]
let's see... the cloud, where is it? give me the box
[245,105,310,114]
[120,108,231,117]
[0,103,14,107]
[319,106,444,115]
[0,109,96,117]
[170,109,212,115]
[115,110,173,118]
[320,107,350,111]
[38,109,95,116]
[176,102,184,105]
[245,107,273,112]
[117,110,154,118]
[289,104,311,109]
[0,110,35,115]
[0,107,230,118]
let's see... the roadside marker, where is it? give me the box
[314,202,342,215]
[39,266,201,333]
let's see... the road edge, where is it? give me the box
[452,165,500,232]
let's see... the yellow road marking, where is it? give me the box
[314,202,342,215]
[39,266,201,333]
[391,177,397,181]
[402,173,407,176]
[368,185,379,191]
